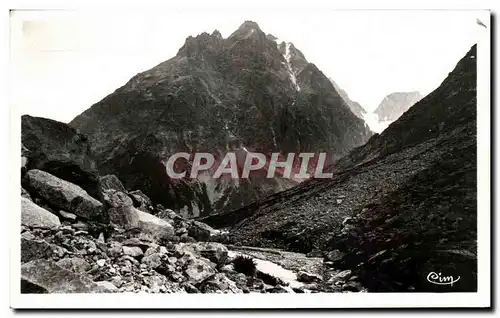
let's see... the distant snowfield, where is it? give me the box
[362,112,392,134]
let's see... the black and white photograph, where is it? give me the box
[7,1,492,310]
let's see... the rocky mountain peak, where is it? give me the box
[228,20,265,40]
[70,21,373,217]
[374,90,423,122]
[177,31,224,58]
[238,20,262,32]
[211,29,222,39]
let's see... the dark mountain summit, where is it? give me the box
[70,21,372,217]
[203,44,477,292]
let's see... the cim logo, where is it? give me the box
[426,272,461,287]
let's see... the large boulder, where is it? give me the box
[182,253,216,284]
[21,238,67,263]
[21,115,100,199]
[128,190,153,212]
[136,210,174,241]
[99,175,127,192]
[199,273,242,293]
[55,257,91,274]
[187,221,218,242]
[21,259,104,293]
[181,242,229,267]
[103,190,139,229]
[21,197,61,229]
[103,189,173,239]
[22,169,103,220]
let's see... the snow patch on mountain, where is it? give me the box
[285,43,300,91]
[274,39,300,91]
[362,112,392,133]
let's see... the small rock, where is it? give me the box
[97,233,105,243]
[99,175,126,192]
[108,244,123,258]
[96,259,106,267]
[121,237,151,250]
[111,276,123,288]
[181,242,229,266]
[221,264,235,273]
[21,197,61,229]
[128,190,153,212]
[21,259,102,293]
[267,285,294,293]
[95,281,119,292]
[59,210,77,221]
[21,231,35,240]
[342,217,353,226]
[72,222,89,231]
[325,249,345,263]
[199,273,242,294]
[182,282,200,293]
[328,269,352,283]
[122,246,144,258]
[175,227,188,236]
[184,257,216,284]
[56,257,91,274]
[157,209,179,221]
[141,253,162,269]
[342,281,362,292]
[86,241,97,254]
[187,221,218,241]
[60,226,75,235]
[180,235,197,243]
[170,272,184,282]
[143,244,162,257]
[297,271,323,283]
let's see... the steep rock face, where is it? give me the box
[202,45,477,292]
[70,21,372,217]
[21,115,101,199]
[374,91,423,122]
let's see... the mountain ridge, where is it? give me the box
[202,44,477,292]
[70,21,372,218]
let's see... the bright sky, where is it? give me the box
[11,9,486,123]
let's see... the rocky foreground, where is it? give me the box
[20,166,366,294]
